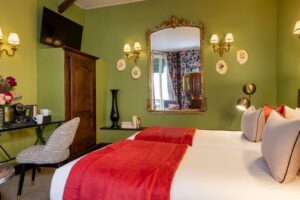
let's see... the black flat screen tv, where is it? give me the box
[40,7,83,50]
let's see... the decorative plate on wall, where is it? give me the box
[216,60,228,75]
[117,59,126,71]
[237,49,249,65]
[132,66,141,79]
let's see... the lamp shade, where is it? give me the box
[210,34,219,44]
[134,42,141,51]
[225,33,234,43]
[8,33,20,45]
[0,28,2,40]
[294,20,300,35]
[243,83,256,95]
[123,44,131,53]
[236,97,250,111]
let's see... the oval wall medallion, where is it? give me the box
[216,60,228,75]
[117,59,126,71]
[132,66,141,79]
[237,49,249,65]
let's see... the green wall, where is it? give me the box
[0,0,85,162]
[84,0,278,142]
[277,0,300,106]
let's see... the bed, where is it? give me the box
[50,130,300,200]
[130,129,260,151]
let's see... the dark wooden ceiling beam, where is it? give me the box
[58,0,76,13]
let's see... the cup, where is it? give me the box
[40,109,51,116]
[33,114,43,124]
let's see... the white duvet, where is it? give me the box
[50,130,300,200]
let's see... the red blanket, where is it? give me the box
[135,126,196,146]
[63,140,188,200]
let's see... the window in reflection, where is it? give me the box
[152,49,201,110]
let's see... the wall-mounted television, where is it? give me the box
[40,7,83,51]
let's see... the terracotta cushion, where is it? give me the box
[263,104,286,122]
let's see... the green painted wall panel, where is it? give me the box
[277,0,300,107]
[0,0,85,162]
[84,0,278,142]
[37,48,65,121]
[0,0,38,162]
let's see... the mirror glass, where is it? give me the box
[147,16,207,113]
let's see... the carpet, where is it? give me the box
[0,168,55,200]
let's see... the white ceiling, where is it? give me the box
[151,27,200,52]
[75,0,147,9]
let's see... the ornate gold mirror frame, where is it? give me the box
[147,16,207,113]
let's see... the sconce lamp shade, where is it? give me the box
[134,42,141,51]
[294,20,300,35]
[0,28,2,40]
[236,97,251,111]
[210,34,219,44]
[8,33,20,45]
[225,33,234,43]
[243,83,256,95]
[123,43,131,53]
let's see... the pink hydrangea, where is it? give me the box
[0,94,6,105]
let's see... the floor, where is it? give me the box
[0,168,54,200]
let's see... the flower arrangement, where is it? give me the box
[0,75,21,106]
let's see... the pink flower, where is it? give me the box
[6,76,17,87]
[0,94,6,105]
[4,92,13,104]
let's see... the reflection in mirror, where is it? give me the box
[147,16,206,113]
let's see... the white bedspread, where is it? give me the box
[50,130,300,200]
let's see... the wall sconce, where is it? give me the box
[210,33,234,57]
[236,83,256,111]
[123,42,141,63]
[0,28,20,57]
[293,20,300,37]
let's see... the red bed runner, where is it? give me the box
[63,140,188,200]
[135,126,196,146]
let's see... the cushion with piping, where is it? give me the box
[261,111,300,183]
[285,106,300,119]
[241,106,265,142]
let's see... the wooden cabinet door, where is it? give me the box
[65,50,96,155]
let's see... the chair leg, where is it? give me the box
[31,165,36,186]
[17,164,26,200]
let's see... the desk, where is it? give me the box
[0,120,64,163]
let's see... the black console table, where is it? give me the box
[100,126,147,131]
[0,120,64,163]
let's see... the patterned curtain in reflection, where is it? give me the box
[167,49,200,109]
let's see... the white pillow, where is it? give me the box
[241,106,265,142]
[261,111,300,183]
[285,106,300,119]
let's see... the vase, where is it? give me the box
[110,89,120,128]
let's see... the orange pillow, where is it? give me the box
[263,104,286,122]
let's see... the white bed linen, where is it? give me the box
[50,130,300,200]
[130,130,260,151]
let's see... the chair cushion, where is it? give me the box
[261,111,300,183]
[16,145,45,164]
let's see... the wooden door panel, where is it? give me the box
[64,49,97,155]
[73,65,93,113]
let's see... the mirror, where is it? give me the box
[147,16,207,113]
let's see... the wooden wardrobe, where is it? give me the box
[37,47,98,156]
